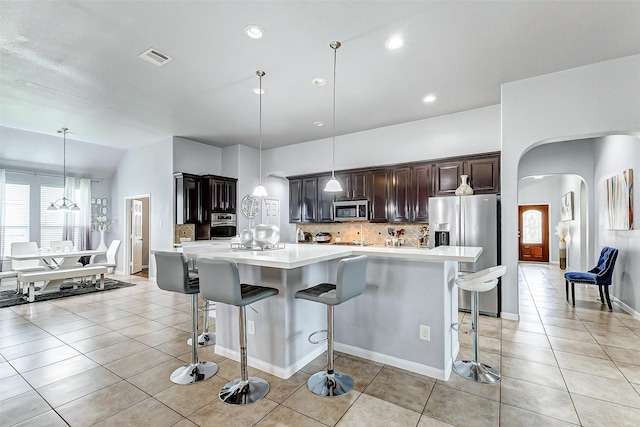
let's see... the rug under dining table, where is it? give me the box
[0,278,136,308]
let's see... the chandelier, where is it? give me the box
[47,127,80,211]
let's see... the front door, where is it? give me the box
[130,199,143,274]
[518,204,549,262]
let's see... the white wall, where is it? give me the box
[502,54,640,318]
[173,136,222,175]
[111,138,174,277]
[593,135,639,314]
[263,104,501,178]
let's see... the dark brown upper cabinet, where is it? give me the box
[389,166,412,223]
[434,160,464,196]
[287,151,499,224]
[368,169,390,223]
[412,163,434,223]
[289,176,323,223]
[317,175,336,222]
[335,170,368,201]
[289,178,303,223]
[208,176,237,214]
[465,155,500,194]
[175,173,202,224]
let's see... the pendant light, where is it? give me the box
[252,70,268,197]
[324,41,343,192]
[47,127,80,211]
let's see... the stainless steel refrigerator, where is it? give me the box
[428,194,501,317]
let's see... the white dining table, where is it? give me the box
[7,249,107,293]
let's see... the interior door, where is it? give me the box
[518,205,549,262]
[130,199,143,274]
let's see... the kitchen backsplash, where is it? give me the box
[296,223,429,247]
[174,224,195,244]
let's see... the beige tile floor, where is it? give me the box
[1,263,640,426]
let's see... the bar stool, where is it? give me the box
[294,255,368,397]
[154,251,218,384]
[197,258,279,405]
[182,259,215,347]
[453,265,507,384]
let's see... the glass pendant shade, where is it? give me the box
[252,184,268,197]
[324,176,343,192]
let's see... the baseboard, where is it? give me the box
[612,296,640,321]
[334,342,452,381]
[214,345,325,380]
[500,312,520,321]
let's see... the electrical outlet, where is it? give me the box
[247,320,255,335]
[419,325,430,341]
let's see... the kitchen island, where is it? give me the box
[176,243,482,380]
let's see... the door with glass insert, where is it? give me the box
[518,205,549,262]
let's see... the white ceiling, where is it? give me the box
[1,1,639,151]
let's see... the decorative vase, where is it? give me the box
[559,239,567,270]
[455,174,474,196]
[96,229,108,251]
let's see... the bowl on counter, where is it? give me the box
[314,232,332,243]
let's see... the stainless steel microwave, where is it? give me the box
[333,200,368,222]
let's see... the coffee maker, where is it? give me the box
[433,223,450,247]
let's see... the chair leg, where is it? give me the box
[307,305,355,397]
[598,285,605,305]
[453,291,501,383]
[565,280,569,303]
[603,286,613,311]
[169,293,218,385]
[571,283,576,307]
[219,305,270,405]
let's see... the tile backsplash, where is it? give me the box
[296,223,429,247]
[174,224,195,244]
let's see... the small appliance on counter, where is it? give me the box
[314,232,332,243]
[297,229,313,243]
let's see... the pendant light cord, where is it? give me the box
[331,42,339,179]
[257,70,265,186]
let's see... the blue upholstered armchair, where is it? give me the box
[564,247,619,310]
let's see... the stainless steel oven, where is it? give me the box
[211,213,237,239]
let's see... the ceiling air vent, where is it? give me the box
[138,48,173,66]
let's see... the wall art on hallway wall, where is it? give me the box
[561,191,574,221]
[606,168,634,230]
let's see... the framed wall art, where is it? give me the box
[606,168,634,230]
[561,191,574,221]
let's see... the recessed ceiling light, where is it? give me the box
[422,94,437,103]
[244,25,265,39]
[313,122,325,127]
[385,36,404,50]
[252,88,265,95]
[312,78,327,86]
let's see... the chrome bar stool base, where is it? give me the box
[170,361,218,385]
[307,371,354,397]
[220,377,270,405]
[453,360,501,384]
[188,332,216,347]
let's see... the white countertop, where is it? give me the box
[176,243,482,269]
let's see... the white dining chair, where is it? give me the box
[86,239,121,273]
[10,242,47,293]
